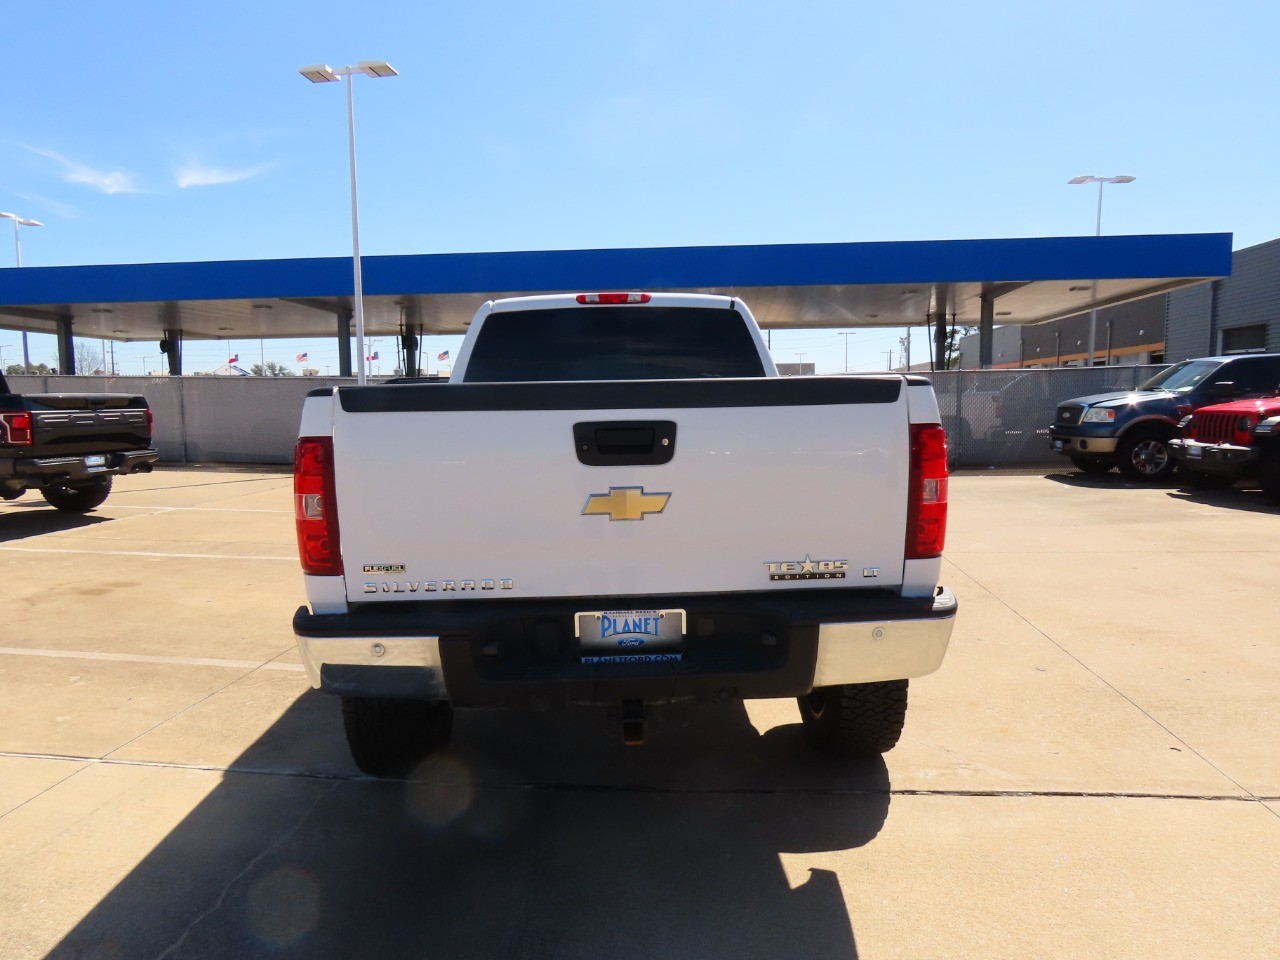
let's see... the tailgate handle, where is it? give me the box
[573,420,676,466]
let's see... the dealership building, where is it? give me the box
[961,237,1280,368]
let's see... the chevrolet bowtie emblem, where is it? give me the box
[582,486,671,522]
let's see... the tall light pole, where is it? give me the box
[795,352,807,373]
[836,332,855,372]
[300,60,399,386]
[0,212,43,373]
[1068,175,1135,367]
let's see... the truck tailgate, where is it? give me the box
[329,377,910,603]
[24,395,151,456]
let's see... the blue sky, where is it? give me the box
[3,0,1277,375]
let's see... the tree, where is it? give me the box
[944,325,977,370]
[74,343,104,375]
[249,361,295,377]
[6,362,53,375]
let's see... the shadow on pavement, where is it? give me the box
[1166,485,1279,514]
[1042,469,1177,489]
[0,503,111,542]
[48,693,890,959]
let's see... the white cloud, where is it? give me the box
[175,162,272,189]
[24,145,138,194]
[13,191,80,220]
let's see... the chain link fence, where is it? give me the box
[6,374,347,464]
[6,366,1170,467]
[927,366,1167,467]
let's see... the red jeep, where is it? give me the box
[1169,395,1280,500]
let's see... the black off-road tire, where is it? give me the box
[1116,430,1176,482]
[42,477,113,513]
[1180,468,1235,491]
[1260,444,1280,503]
[341,696,454,778]
[798,679,909,758]
[1068,455,1113,476]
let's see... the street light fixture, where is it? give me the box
[0,211,43,373]
[299,60,399,385]
[1068,175,1135,366]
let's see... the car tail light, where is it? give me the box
[294,436,343,576]
[575,292,652,305]
[0,412,33,446]
[906,423,948,560]
[145,409,154,439]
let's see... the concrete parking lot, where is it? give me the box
[1,467,1277,959]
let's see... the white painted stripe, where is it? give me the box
[0,546,293,561]
[0,751,348,781]
[1,504,287,514]
[102,505,291,514]
[0,646,305,672]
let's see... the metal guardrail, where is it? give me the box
[6,366,1169,467]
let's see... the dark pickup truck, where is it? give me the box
[1048,354,1280,481]
[0,373,158,512]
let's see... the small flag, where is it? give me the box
[296,352,308,363]
[366,351,379,361]
[228,354,239,364]
[437,350,450,362]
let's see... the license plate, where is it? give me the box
[1186,446,1202,459]
[575,609,685,660]
[1053,440,1065,452]
[84,455,107,469]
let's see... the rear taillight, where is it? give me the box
[0,412,33,446]
[906,423,948,560]
[575,292,652,305]
[145,409,154,439]
[294,436,343,576]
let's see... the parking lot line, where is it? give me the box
[0,545,294,560]
[0,646,305,672]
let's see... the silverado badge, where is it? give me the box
[582,486,671,522]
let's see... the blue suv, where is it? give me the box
[1048,354,1280,480]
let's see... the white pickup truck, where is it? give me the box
[292,292,957,776]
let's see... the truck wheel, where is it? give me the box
[42,477,113,513]
[1260,446,1280,503]
[797,679,908,757]
[1068,455,1113,476]
[1180,468,1235,491]
[341,696,454,778]
[1116,431,1175,482]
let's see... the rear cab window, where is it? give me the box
[462,306,767,382]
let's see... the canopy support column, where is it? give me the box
[402,324,419,377]
[160,329,182,375]
[931,283,952,371]
[337,310,353,377]
[979,284,995,369]
[57,315,75,374]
